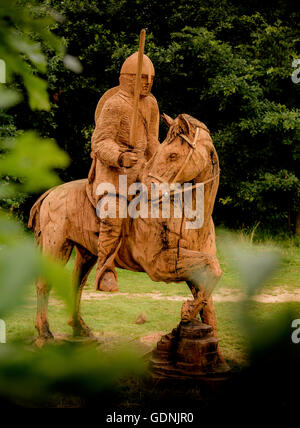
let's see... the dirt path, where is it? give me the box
[81,287,300,304]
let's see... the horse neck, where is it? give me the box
[193,144,219,221]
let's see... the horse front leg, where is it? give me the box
[181,285,208,322]
[181,258,221,325]
[186,281,225,363]
[148,248,222,323]
[186,281,217,335]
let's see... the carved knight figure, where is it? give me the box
[86,52,160,292]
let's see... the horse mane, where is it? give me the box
[179,113,210,135]
[166,113,211,146]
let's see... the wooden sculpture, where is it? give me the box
[28,112,223,363]
[28,30,226,371]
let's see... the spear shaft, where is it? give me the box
[129,29,146,148]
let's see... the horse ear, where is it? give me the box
[178,114,191,135]
[161,113,174,128]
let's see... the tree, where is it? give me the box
[9,0,300,232]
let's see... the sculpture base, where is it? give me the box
[149,319,230,380]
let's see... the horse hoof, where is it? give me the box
[35,324,54,343]
[34,334,54,348]
[181,300,195,322]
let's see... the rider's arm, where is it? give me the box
[92,98,123,168]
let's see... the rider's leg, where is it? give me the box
[95,196,123,291]
[95,217,122,291]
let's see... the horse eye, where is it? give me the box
[169,153,179,161]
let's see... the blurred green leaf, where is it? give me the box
[0,342,145,403]
[63,55,83,74]
[0,212,23,244]
[0,237,40,317]
[0,88,22,109]
[23,73,50,111]
[0,0,65,111]
[219,230,281,296]
[228,245,281,296]
[0,215,73,315]
[41,256,73,312]
[8,33,47,74]
[0,131,69,192]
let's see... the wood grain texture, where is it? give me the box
[29,112,223,360]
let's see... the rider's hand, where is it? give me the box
[119,151,138,168]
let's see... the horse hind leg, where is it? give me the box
[35,232,73,345]
[68,245,97,338]
[36,277,54,343]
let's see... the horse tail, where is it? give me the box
[28,187,56,243]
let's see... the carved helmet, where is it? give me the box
[120,52,155,82]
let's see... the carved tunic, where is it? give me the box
[87,88,159,205]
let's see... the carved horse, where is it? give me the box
[29,113,222,358]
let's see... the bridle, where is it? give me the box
[148,125,220,203]
[100,123,220,276]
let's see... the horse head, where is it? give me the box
[147,113,217,186]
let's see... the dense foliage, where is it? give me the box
[0,0,300,408]
[5,0,300,232]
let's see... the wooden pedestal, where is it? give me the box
[150,319,230,380]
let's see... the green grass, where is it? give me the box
[5,231,300,368]
[216,228,300,292]
[7,297,300,368]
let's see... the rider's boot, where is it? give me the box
[95,218,122,292]
[98,270,118,292]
